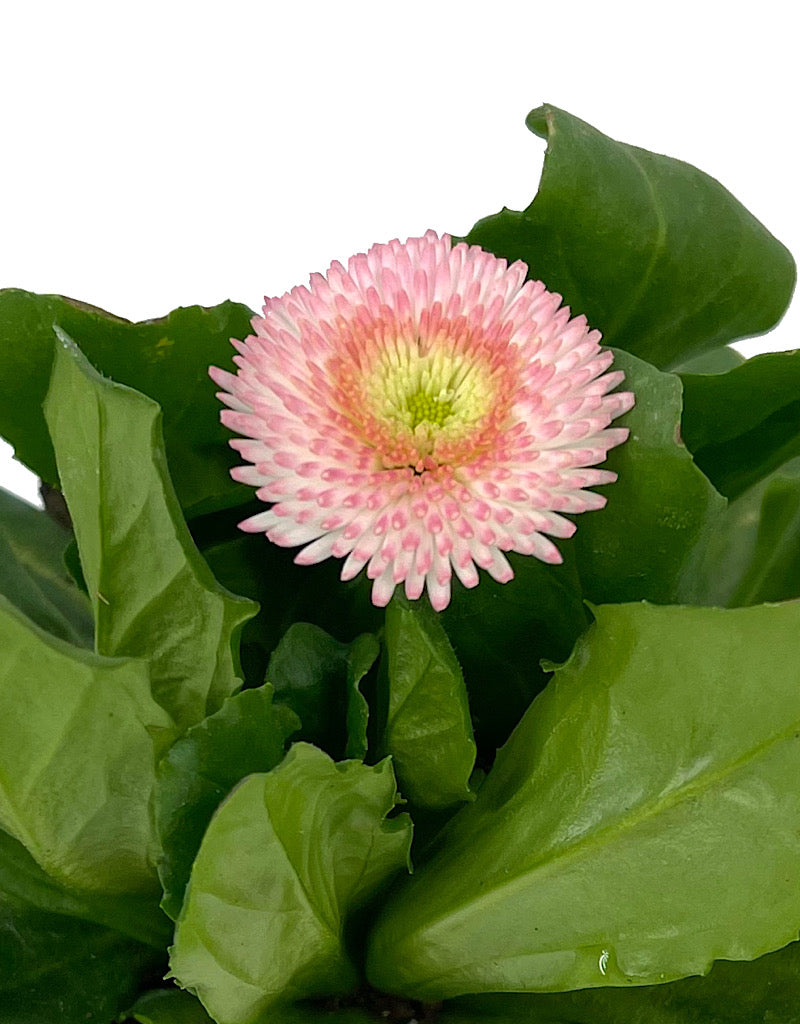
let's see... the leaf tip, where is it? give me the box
[525,104,552,139]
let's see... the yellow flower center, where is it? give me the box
[406,389,454,430]
[328,314,523,475]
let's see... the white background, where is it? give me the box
[2,0,797,506]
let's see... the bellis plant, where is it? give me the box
[0,105,798,1024]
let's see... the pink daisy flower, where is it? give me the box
[211,232,634,612]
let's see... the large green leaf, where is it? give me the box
[156,684,299,921]
[463,105,795,369]
[443,942,800,1023]
[380,595,475,810]
[0,485,92,647]
[266,623,380,761]
[169,744,413,1024]
[0,594,173,896]
[367,601,800,1000]
[574,349,726,604]
[680,349,800,498]
[43,328,256,728]
[0,288,255,515]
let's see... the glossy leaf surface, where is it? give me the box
[43,329,256,728]
[381,595,475,809]
[444,942,800,1023]
[156,684,299,920]
[367,601,800,999]
[463,105,795,369]
[0,288,254,514]
[169,744,412,1024]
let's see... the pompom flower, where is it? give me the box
[211,232,634,611]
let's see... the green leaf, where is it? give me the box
[43,327,256,728]
[380,595,475,810]
[0,594,173,896]
[127,988,216,1024]
[0,288,255,515]
[691,457,800,608]
[680,349,800,498]
[367,601,800,1000]
[443,942,800,1023]
[462,105,795,369]
[674,346,745,375]
[0,486,92,646]
[574,349,726,604]
[0,894,163,1024]
[727,463,800,606]
[155,684,300,921]
[197,527,386,714]
[267,623,380,761]
[344,633,379,760]
[169,743,413,1024]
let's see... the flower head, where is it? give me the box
[211,232,634,611]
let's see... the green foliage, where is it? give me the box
[0,289,255,515]
[266,623,380,761]
[0,103,798,1023]
[367,602,800,999]
[155,684,300,921]
[44,329,256,728]
[0,823,167,1024]
[0,485,92,646]
[574,349,726,604]
[0,897,162,1024]
[441,543,588,752]
[680,349,800,498]
[462,104,795,369]
[169,745,412,1024]
[0,595,173,897]
[444,942,800,1023]
[690,457,800,608]
[380,595,475,810]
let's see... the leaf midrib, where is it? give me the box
[420,711,800,938]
